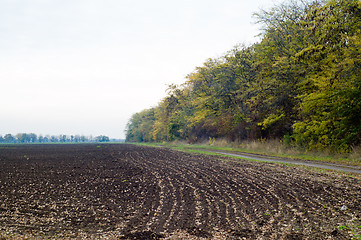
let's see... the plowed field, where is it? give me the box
[0,144,360,239]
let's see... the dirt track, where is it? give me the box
[0,144,360,239]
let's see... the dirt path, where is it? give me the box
[0,144,360,239]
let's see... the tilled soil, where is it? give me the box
[0,144,360,239]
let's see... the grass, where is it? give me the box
[336,223,361,240]
[338,225,351,230]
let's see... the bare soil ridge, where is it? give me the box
[0,144,360,239]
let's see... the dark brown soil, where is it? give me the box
[0,144,360,239]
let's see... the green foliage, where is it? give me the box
[338,225,351,230]
[293,0,361,151]
[95,135,110,142]
[125,0,361,152]
[125,108,155,142]
[0,133,109,143]
[258,113,285,130]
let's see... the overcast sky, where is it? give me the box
[1,0,280,139]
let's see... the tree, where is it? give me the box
[4,134,16,143]
[252,0,313,139]
[95,135,110,142]
[15,133,37,143]
[125,0,361,152]
[293,0,361,151]
[125,108,155,142]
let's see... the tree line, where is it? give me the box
[125,0,361,152]
[0,133,110,143]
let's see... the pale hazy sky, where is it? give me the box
[1,0,280,139]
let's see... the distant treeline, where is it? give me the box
[0,133,111,143]
[125,0,361,152]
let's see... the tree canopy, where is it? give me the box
[125,0,361,152]
[0,133,111,143]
